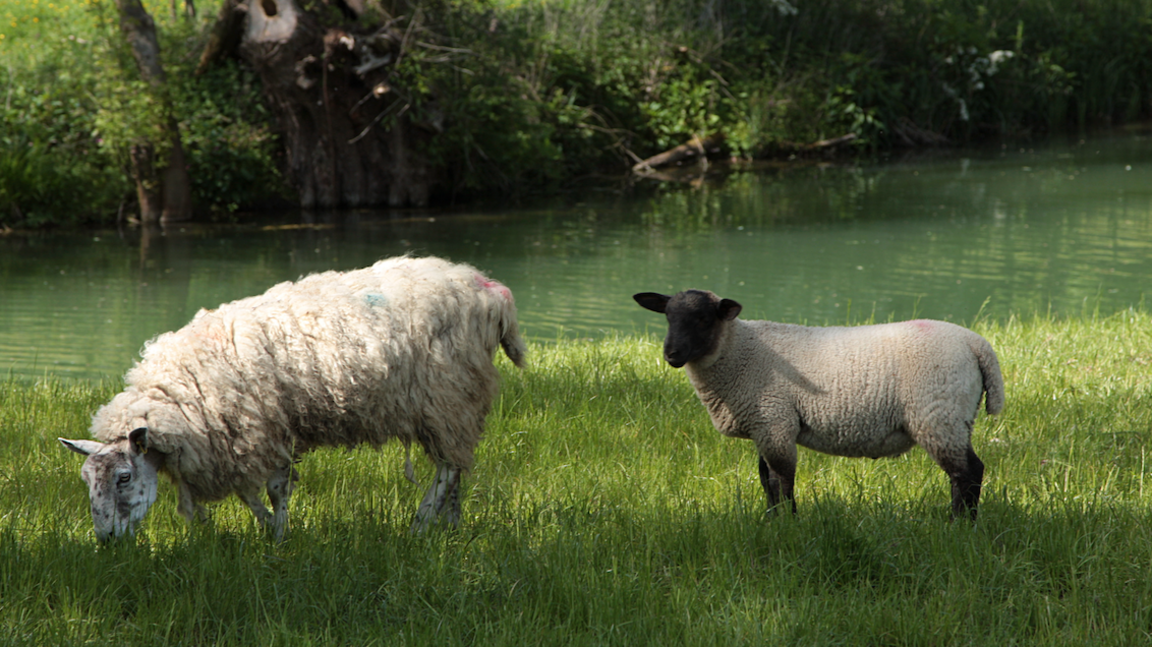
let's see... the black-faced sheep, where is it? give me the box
[634,289,1004,520]
[60,256,527,541]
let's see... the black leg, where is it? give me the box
[758,455,780,510]
[948,447,984,520]
[759,455,797,515]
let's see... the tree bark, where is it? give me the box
[195,0,245,76]
[228,0,437,209]
[117,0,194,224]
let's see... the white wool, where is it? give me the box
[636,288,1004,518]
[688,318,1003,465]
[89,255,526,518]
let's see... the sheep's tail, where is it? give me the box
[500,314,528,368]
[970,335,1005,415]
[475,271,528,369]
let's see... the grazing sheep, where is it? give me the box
[634,289,1004,519]
[60,256,527,542]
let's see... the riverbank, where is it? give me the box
[4,313,1151,644]
[2,0,1151,227]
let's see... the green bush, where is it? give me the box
[1,0,285,228]
[0,5,126,227]
[2,0,1150,225]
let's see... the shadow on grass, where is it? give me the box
[4,490,1152,645]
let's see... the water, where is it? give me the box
[3,132,1151,380]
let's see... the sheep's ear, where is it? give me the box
[633,292,671,313]
[128,427,150,455]
[59,438,104,457]
[718,298,742,321]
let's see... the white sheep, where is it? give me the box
[634,289,1004,519]
[60,255,527,541]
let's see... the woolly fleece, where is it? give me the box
[89,256,526,512]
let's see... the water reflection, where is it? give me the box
[2,132,1150,380]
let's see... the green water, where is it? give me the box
[2,132,1151,380]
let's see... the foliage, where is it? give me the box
[171,62,286,214]
[399,0,1150,196]
[3,0,1151,224]
[0,3,128,227]
[5,312,1152,643]
[1,0,284,228]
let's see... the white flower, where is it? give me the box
[987,50,1015,75]
[988,50,1015,65]
[771,0,798,15]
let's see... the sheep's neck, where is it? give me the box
[685,321,751,439]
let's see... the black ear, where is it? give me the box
[128,427,149,455]
[718,298,743,321]
[634,292,671,314]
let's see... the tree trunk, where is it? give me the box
[117,0,194,224]
[195,0,244,76]
[235,0,436,209]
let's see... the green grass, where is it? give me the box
[3,313,1152,645]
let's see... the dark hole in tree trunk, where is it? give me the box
[261,0,277,17]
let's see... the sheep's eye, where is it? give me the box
[117,472,132,484]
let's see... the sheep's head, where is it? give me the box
[633,290,742,368]
[59,428,160,542]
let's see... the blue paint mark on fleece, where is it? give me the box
[362,292,389,308]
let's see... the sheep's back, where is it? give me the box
[738,320,989,452]
[105,257,513,491]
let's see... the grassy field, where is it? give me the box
[2,312,1152,645]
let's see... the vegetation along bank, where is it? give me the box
[2,0,1150,227]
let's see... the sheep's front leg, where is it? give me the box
[753,419,800,515]
[411,463,461,533]
[176,479,209,524]
[238,486,273,529]
[757,456,781,511]
[758,453,798,515]
[265,464,297,541]
[754,426,798,515]
[236,465,296,540]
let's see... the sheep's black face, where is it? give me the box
[634,290,742,368]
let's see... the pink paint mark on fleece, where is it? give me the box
[474,273,513,300]
[908,319,934,330]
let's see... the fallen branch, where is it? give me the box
[631,133,725,173]
[776,132,857,152]
[892,118,949,147]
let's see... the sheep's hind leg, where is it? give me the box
[943,446,984,521]
[411,463,461,533]
[920,426,984,520]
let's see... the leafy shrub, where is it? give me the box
[172,63,287,214]
[3,0,1151,225]
[1,0,286,227]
